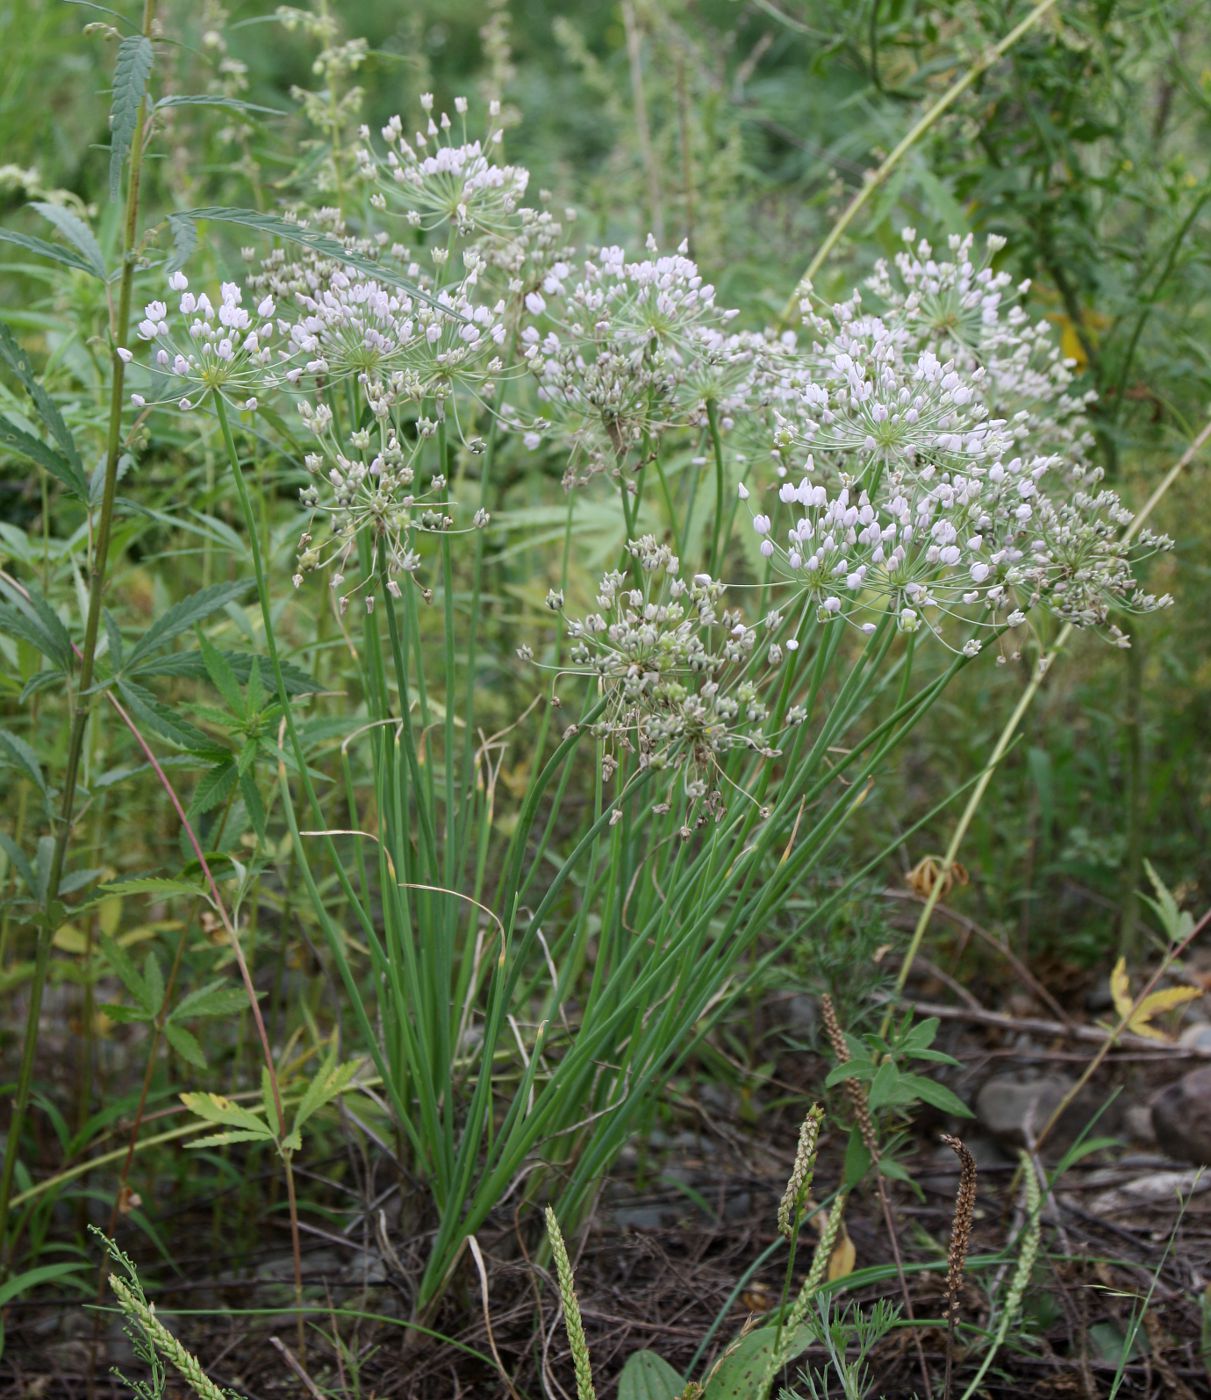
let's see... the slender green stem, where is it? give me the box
[0,0,157,1261]
[780,0,1062,320]
[706,399,727,574]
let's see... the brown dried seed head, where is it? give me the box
[942,1133,978,1321]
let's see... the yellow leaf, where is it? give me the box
[1109,957,1133,1021]
[98,895,122,937]
[1109,957,1203,1041]
[52,923,88,954]
[828,1225,856,1282]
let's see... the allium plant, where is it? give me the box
[117,97,1169,1312]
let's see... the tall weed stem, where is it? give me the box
[0,0,158,1260]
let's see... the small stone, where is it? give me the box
[1178,1020,1211,1054]
[975,1073,1117,1155]
[1151,1067,1211,1165]
[1122,1103,1156,1146]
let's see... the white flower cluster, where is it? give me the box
[292,412,468,612]
[358,94,528,237]
[539,537,798,823]
[515,237,745,470]
[127,273,281,412]
[126,96,1167,663]
[740,235,1172,647]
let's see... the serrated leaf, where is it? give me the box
[0,415,88,499]
[191,761,237,815]
[188,1129,274,1150]
[165,214,198,275]
[0,728,49,811]
[0,322,84,477]
[155,94,284,116]
[0,834,36,897]
[172,208,447,312]
[109,35,154,201]
[617,1350,685,1400]
[125,580,249,671]
[29,202,106,279]
[1109,956,1202,1042]
[98,876,207,901]
[291,1056,359,1139]
[0,578,72,670]
[179,1091,271,1138]
[99,934,151,1011]
[0,229,97,277]
[197,628,244,713]
[163,1022,207,1069]
[239,770,266,842]
[115,677,221,754]
[134,649,322,694]
[142,949,164,1015]
[172,980,249,1021]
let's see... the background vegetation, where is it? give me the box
[1,0,1208,1395]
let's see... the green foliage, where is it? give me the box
[109,35,155,201]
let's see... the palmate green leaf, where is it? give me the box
[172,208,451,313]
[617,1350,685,1400]
[116,678,219,754]
[0,322,85,480]
[142,949,165,1017]
[109,34,154,201]
[125,580,250,671]
[0,229,97,277]
[29,202,107,280]
[100,1002,151,1025]
[239,770,267,842]
[135,648,322,694]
